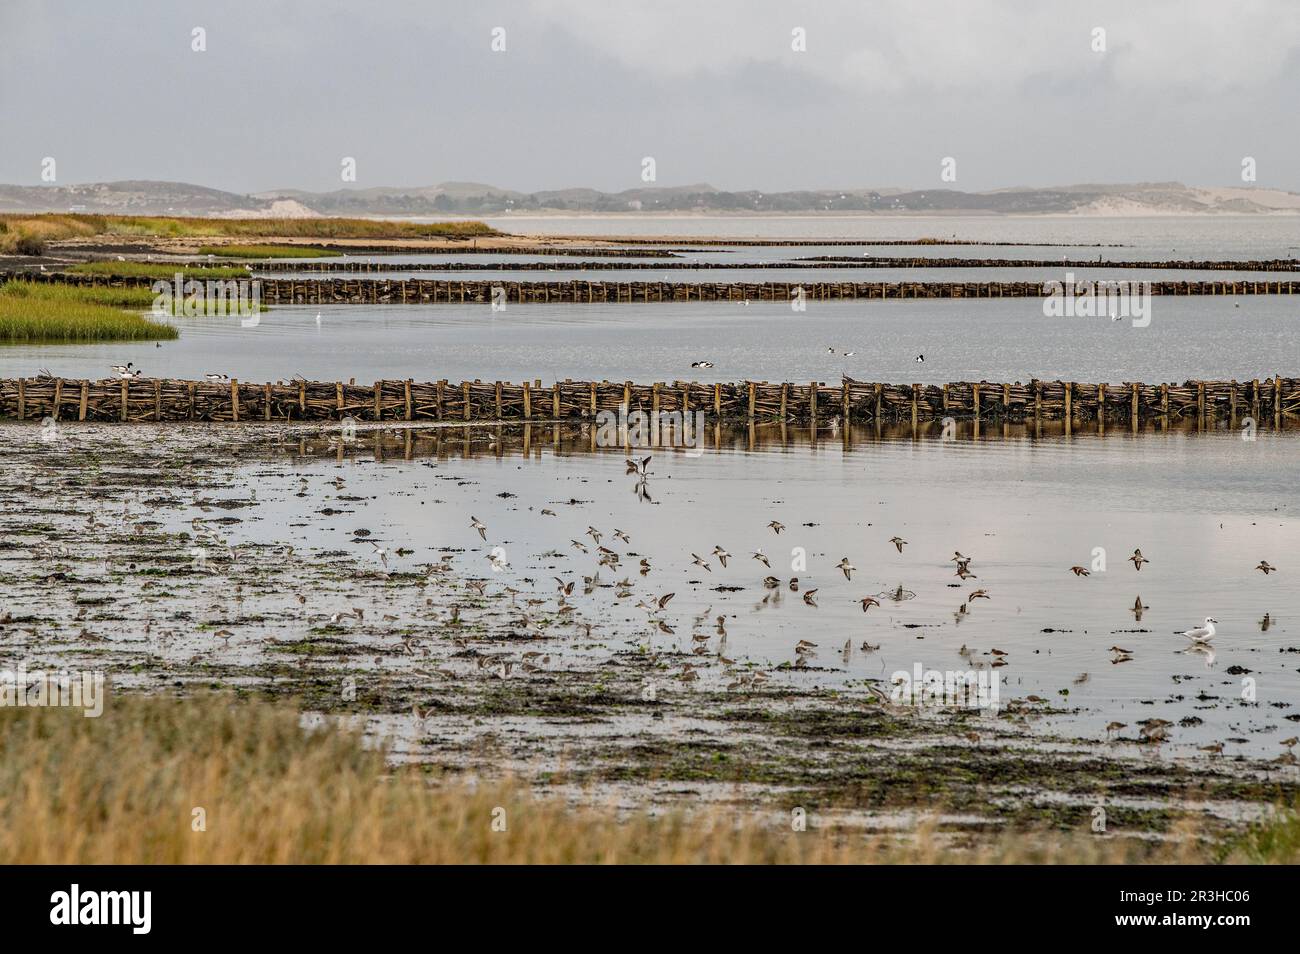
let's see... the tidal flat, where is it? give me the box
[3,418,1297,852]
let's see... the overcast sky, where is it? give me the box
[3,0,1300,194]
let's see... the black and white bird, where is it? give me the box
[690,360,714,369]
[915,354,925,363]
[204,372,229,382]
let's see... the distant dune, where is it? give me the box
[3,179,1299,217]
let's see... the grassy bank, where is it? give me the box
[0,214,496,253]
[0,281,178,343]
[196,243,335,259]
[70,261,252,280]
[0,692,1290,864]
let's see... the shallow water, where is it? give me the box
[4,296,1296,386]
[475,214,1300,259]
[172,420,1300,759]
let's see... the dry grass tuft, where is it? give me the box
[1,694,1289,864]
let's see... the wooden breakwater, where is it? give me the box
[3,375,1296,427]
[12,272,1300,303]
[246,257,1300,274]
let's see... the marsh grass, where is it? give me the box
[0,213,496,244]
[196,244,335,259]
[0,281,178,343]
[70,261,251,280]
[0,693,1286,864]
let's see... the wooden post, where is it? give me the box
[552,383,560,419]
[1033,380,1042,426]
[842,380,850,424]
[1197,381,1206,425]
[497,382,504,419]
[713,383,721,417]
[16,379,24,421]
[121,379,129,422]
[1275,375,1283,427]
[230,379,240,422]
[79,381,89,421]
[405,380,413,421]
[1161,383,1168,418]
[156,380,163,422]
[52,379,62,421]
[911,384,919,427]
[972,382,980,422]
[590,382,597,416]
[436,380,444,420]
[1097,382,1106,423]
[809,381,818,426]
[523,381,531,419]
[1130,383,1138,431]
[748,382,756,420]
[374,381,383,421]
[652,383,660,420]
[1229,380,1237,420]
[299,381,306,417]
[874,383,883,422]
[463,381,472,421]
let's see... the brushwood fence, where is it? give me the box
[9,272,1300,303]
[2,376,1296,427]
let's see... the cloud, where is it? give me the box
[528,0,1300,94]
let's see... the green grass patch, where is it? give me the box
[0,281,178,344]
[70,261,250,280]
[1,213,497,243]
[196,244,335,259]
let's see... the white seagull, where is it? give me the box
[1177,617,1217,643]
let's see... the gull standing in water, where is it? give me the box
[1177,617,1217,643]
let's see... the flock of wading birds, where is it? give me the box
[448,455,1294,760]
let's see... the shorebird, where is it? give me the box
[915,354,925,363]
[712,546,730,567]
[837,557,856,580]
[1132,596,1148,620]
[1069,565,1090,577]
[955,564,977,580]
[751,549,770,568]
[1177,617,1217,643]
[469,516,487,540]
[1128,549,1148,571]
[968,589,990,601]
[204,372,229,382]
[1257,560,1277,574]
[690,360,715,369]
[110,363,134,375]
[690,553,711,572]
[626,456,651,476]
[768,520,785,534]
[802,589,819,606]
[613,528,630,544]
[859,596,880,612]
[889,536,907,553]
[762,575,781,589]
[586,526,602,545]
[368,541,388,568]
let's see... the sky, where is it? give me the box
[3,0,1300,195]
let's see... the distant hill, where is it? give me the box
[4,179,1299,217]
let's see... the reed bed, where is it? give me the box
[0,213,496,241]
[70,261,251,280]
[0,281,176,344]
[0,693,1274,864]
[196,243,335,259]
[2,373,1295,426]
